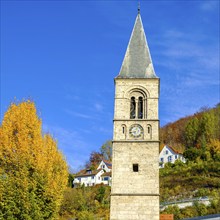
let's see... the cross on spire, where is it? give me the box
[138,2,140,14]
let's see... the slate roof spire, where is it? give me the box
[117,11,157,78]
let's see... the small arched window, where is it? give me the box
[130,97,136,119]
[147,126,151,134]
[122,124,126,134]
[138,97,143,119]
[147,124,152,139]
[121,124,126,139]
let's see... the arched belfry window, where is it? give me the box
[130,97,136,119]
[138,97,143,119]
[129,90,147,119]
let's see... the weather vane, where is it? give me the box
[138,1,140,14]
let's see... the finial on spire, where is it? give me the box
[138,2,140,14]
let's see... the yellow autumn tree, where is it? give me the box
[0,100,68,219]
[207,139,220,160]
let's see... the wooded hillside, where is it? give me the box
[160,104,220,154]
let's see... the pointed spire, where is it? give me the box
[117,12,157,78]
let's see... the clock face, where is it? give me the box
[129,124,143,138]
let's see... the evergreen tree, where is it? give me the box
[184,117,199,148]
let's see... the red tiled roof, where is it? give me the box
[167,146,183,155]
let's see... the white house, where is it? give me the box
[73,160,112,187]
[159,145,186,168]
[74,146,185,187]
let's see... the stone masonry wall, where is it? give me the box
[111,142,159,194]
[110,77,160,220]
[114,78,159,120]
[110,196,159,220]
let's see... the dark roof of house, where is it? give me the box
[74,160,112,178]
[75,169,102,178]
[103,159,112,169]
[101,172,112,177]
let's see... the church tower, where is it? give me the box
[110,10,160,220]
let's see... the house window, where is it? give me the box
[160,158,164,162]
[168,156,172,162]
[175,155,178,159]
[102,165,105,169]
[166,150,169,155]
[130,97,136,119]
[78,178,81,182]
[133,164,139,172]
[92,176,94,179]
[103,177,108,181]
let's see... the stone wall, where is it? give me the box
[110,196,159,220]
[111,142,159,194]
[110,77,160,220]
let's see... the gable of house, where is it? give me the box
[97,160,112,172]
[73,160,112,187]
[159,145,185,168]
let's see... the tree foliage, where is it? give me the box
[0,101,68,219]
[85,140,112,169]
[184,117,199,148]
[85,151,103,170]
[160,158,220,219]
[100,140,112,162]
[160,106,220,218]
[59,185,110,220]
[160,104,220,161]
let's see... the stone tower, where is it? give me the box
[110,11,160,220]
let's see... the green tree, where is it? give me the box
[68,173,75,188]
[199,112,215,145]
[161,205,181,220]
[0,101,68,219]
[100,140,112,161]
[184,117,199,148]
[183,148,202,161]
[193,202,208,216]
[95,185,106,203]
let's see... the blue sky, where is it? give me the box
[1,0,219,171]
